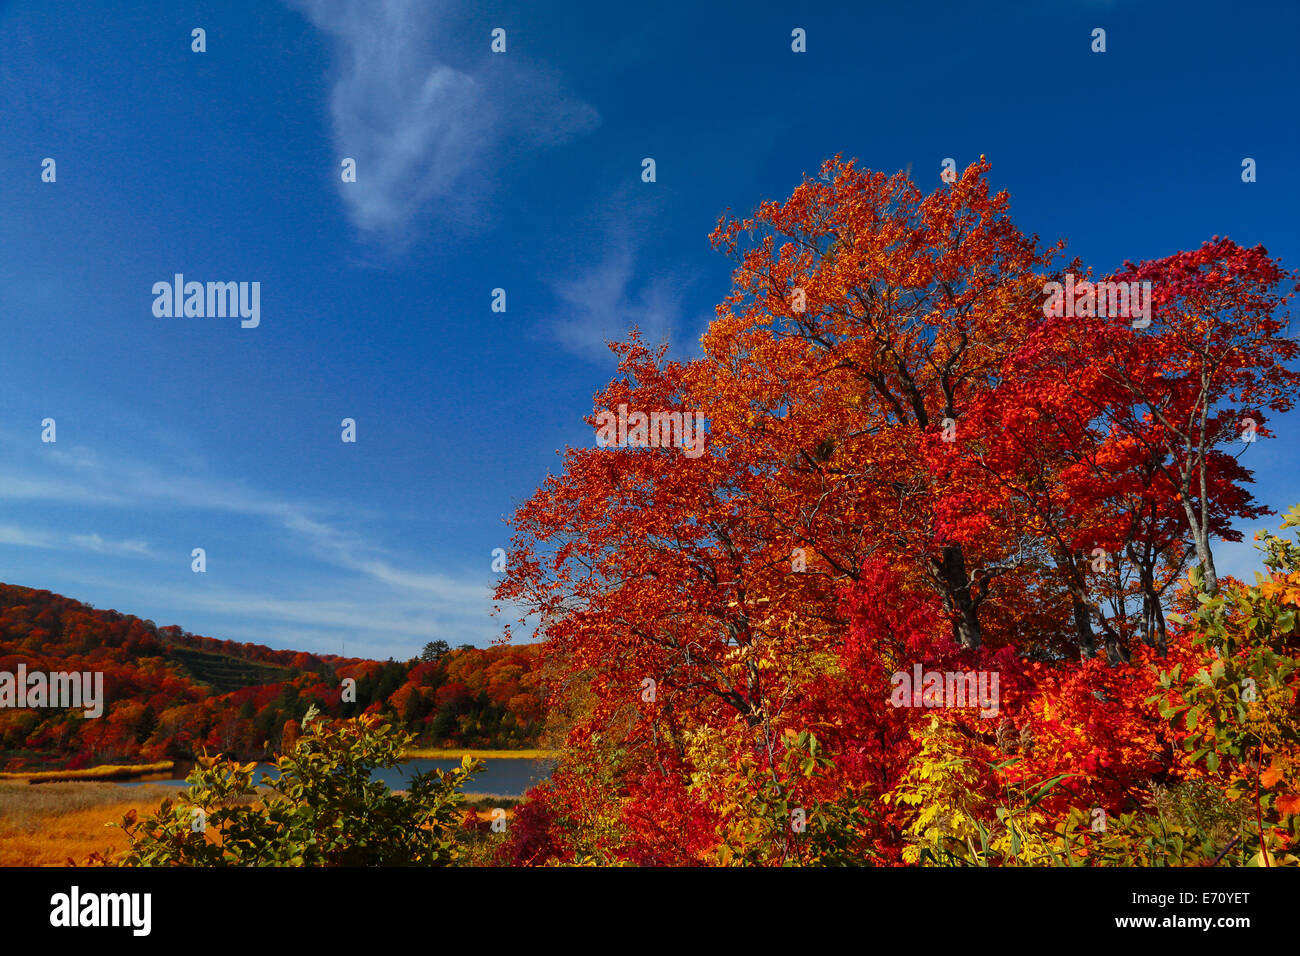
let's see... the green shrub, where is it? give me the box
[110,705,481,866]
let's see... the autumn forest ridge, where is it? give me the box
[4,158,1300,867]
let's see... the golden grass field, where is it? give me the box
[0,779,522,866]
[0,781,185,866]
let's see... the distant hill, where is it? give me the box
[162,645,296,695]
[0,583,545,772]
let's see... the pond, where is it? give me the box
[117,757,556,797]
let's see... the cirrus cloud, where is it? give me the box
[287,0,599,239]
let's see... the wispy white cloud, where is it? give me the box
[549,241,685,364]
[60,570,498,661]
[167,587,489,643]
[0,436,503,652]
[0,523,151,557]
[287,0,598,239]
[69,533,151,556]
[0,441,364,549]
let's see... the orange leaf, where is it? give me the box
[1276,793,1300,817]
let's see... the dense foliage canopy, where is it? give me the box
[491,158,1300,866]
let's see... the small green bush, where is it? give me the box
[111,705,481,866]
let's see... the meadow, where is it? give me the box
[0,776,522,866]
[0,781,180,866]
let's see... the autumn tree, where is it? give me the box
[495,158,1300,866]
[1103,239,1299,594]
[705,156,1062,649]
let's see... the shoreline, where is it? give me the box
[398,748,557,760]
[0,761,176,785]
[0,749,557,786]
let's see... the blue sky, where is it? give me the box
[1,0,1297,660]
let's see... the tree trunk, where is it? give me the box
[1193,525,1219,595]
[932,544,983,650]
[1069,586,1098,659]
[1096,614,1131,665]
[1136,558,1168,655]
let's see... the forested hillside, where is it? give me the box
[0,584,545,771]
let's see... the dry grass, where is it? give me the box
[464,793,523,809]
[0,781,185,867]
[0,761,174,783]
[0,779,526,867]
